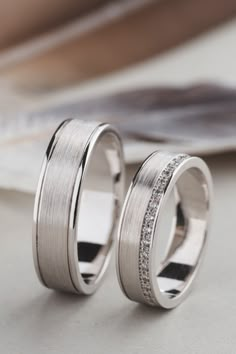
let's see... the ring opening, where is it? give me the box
[76,132,119,286]
[156,167,209,299]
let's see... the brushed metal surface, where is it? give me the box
[33,119,125,294]
[117,151,213,308]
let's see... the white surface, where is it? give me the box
[1,19,236,353]
[1,156,236,353]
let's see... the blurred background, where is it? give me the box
[1,2,236,353]
[0,0,236,192]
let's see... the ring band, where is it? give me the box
[33,119,125,295]
[117,151,213,308]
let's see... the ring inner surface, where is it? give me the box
[76,134,117,285]
[156,167,208,299]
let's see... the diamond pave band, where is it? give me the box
[117,151,213,309]
[139,154,188,305]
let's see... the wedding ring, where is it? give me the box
[33,119,125,294]
[117,151,213,308]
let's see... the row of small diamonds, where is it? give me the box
[139,154,189,305]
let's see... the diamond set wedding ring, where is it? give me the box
[33,119,125,295]
[33,120,213,308]
[117,151,213,308]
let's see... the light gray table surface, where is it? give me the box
[1,153,236,354]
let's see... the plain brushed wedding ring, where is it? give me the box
[33,119,125,295]
[117,151,213,308]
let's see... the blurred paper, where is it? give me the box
[0,84,236,193]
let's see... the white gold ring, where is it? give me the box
[33,119,125,295]
[117,151,213,308]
